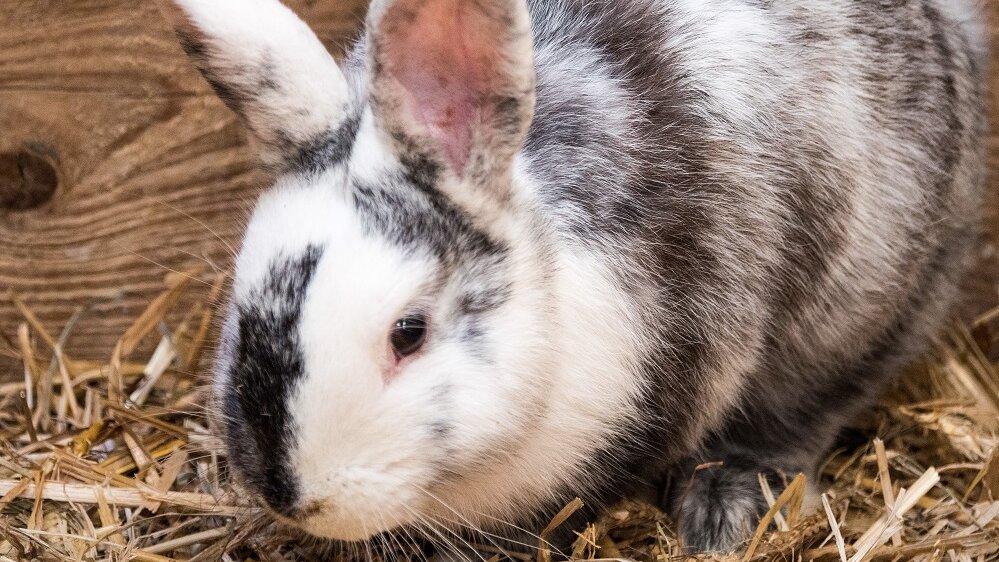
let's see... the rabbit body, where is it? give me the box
[162,0,986,554]
[521,0,986,549]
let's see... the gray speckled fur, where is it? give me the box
[507,0,986,552]
[174,0,987,555]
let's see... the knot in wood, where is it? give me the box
[0,149,59,211]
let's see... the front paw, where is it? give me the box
[675,463,770,553]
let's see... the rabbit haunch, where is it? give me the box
[160,0,986,555]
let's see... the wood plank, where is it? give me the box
[0,0,368,373]
[0,0,366,95]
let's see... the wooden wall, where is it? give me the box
[1,1,997,372]
[0,0,368,371]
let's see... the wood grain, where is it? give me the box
[0,0,996,376]
[0,0,367,372]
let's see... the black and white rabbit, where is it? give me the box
[160,0,987,555]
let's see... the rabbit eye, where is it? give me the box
[391,314,428,358]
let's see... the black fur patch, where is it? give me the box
[350,156,507,264]
[288,111,363,175]
[349,162,512,369]
[174,28,252,116]
[221,245,323,516]
[456,285,512,316]
[175,28,207,60]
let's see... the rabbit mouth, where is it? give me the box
[292,501,413,542]
[266,459,429,541]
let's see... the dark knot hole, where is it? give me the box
[0,149,60,211]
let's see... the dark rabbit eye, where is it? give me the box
[391,315,428,358]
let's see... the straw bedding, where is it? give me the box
[1,271,997,562]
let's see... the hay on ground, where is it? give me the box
[1,273,997,561]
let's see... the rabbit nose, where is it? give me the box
[253,466,301,518]
[288,499,329,520]
[260,493,297,519]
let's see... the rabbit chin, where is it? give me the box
[292,502,413,542]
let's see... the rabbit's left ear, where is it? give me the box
[158,0,353,170]
[369,0,536,196]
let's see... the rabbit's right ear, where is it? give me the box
[158,0,352,170]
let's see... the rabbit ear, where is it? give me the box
[159,0,352,170]
[368,0,535,196]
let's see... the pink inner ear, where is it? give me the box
[381,0,502,174]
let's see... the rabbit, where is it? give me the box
[159,0,987,556]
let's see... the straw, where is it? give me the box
[1,275,997,560]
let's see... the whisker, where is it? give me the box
[399,523,430,562]
[424,510,542,556]
[378,510,413,562]
[108,239,215,287]
[154,198,240,259]
[413,486,540,558]
[411,510,480,562]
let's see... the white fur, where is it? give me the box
[247,168,650,539]
[666,0,782,128]
[942,0,989,60]
[428,241,650,530]
[234,170,351,300]
[293,200,438,539]
[166,0,352,164]
[347,107,398,184]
